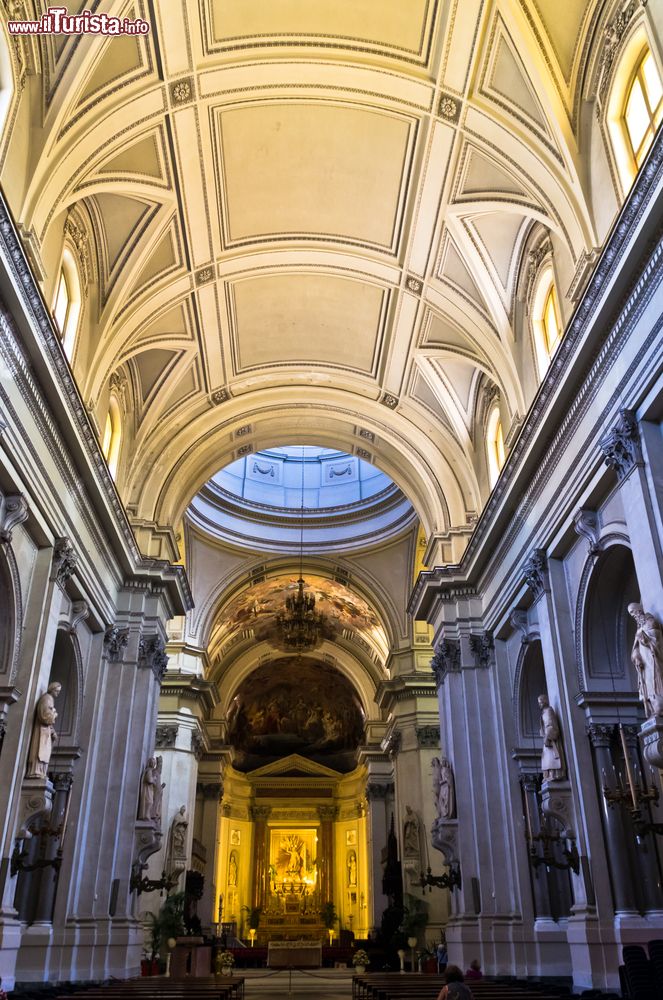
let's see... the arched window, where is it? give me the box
[102,395,122,479]
[531,266,562,379]
[52,247,81,360]
[607,31,663,192]
[486,404,505,488]
[623,48,662,169]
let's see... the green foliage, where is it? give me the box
[241,904,262,929]
[399,894,429,938]
[144,891,186,959]
[319,901,338,929]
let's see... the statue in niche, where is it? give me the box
[628,603,663,717]
[152,755,165,825]
[538,694,566,781]
[26,682,62,779]
[432,757,456,819]
[169,805,188,862]
[138,757,158,821]
[403,805,421,857]
[347,850,357,886]
[228,851,238,886]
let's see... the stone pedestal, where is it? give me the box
[641,714,663,769]
[16,777,54,839]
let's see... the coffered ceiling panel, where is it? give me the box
[205,0,437,63]
[215,103,415,252]
[529,0,590,81]
[229,272,387,375]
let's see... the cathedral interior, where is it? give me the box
[1,0,663,995]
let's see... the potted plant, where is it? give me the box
[216,949,235,976]
[352,949,370,974]
[319,901,338,946]
[241,904,261,943]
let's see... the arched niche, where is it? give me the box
[0,544,21,686]
[48,629,82,746]
[581,543,640,694]
[516,639,546,745]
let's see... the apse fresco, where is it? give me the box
[228,657,365,772]
[219,574,387,657]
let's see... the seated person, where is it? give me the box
[435,964,474,1000]
[465,959,482,980]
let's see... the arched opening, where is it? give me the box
[102,395,122,479]
[531,265,562,379]
[607,26,663,193]
[53,246,82,360]
[486,405,505,488]
[582,544,663,915]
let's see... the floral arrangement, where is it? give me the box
[352,949,370,968]
[218,950,235,968]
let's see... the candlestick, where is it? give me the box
[523,787,533,841]
[619,725,639,810]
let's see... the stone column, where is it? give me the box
[196,781,223,931]
[31,773,73,924]
[318,805,337,905]
[587,724,638,915]
[364,779,393,931]
[520,774,553,921]
[622,726,663,913]
[250,805,270,911]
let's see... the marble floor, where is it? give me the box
[242,968,354,999]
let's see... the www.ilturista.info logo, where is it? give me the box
[8,6,150,35]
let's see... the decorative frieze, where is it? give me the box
[138,635,169,682]
[523,549,548,601]
[430,639,460,688]
[416,725,440,748]
[600,409,642,481]
[52,537,77,585]
[104,625,129,662]
[155,724,178,749]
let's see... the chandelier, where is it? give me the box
[275,448,331,652]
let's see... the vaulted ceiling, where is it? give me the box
[3,0,613,558]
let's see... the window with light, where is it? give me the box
[542,283,562,356]
[531,266,562,380]
[623,48,663,169]
[486,405,505,489]
[52,247,82,359]
[102,396,122,480]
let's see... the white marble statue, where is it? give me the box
[152,755,165,825]
[403,805,420,857]
[138,757,158,821]
[628,603,663,717]
[432,756,456,819]
[538,694,565,781]
[170,805,188,858]
[26,682,62,779]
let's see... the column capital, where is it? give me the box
[317,804,339,821]
[251,804,271,821]
[138,634,169,682]
[104,625,129,662]
[365,781,394,801]
[586,722,615,748]
[469,631,493,669]
[197,781,223,801]
[155,723,178,749]
[430,638,460,687]
[52,536,78,586]
[600,409,643,481]
[416,725,440,748]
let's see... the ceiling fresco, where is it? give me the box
[218,573,388,658]
[227,656,365,772]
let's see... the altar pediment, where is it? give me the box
[248,753,342,779]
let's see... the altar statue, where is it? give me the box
[538,694,565,781]
[628,603,663,717]
[26,682,62,779]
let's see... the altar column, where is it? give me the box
[318,805,338,904]
[251,805,271,911]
